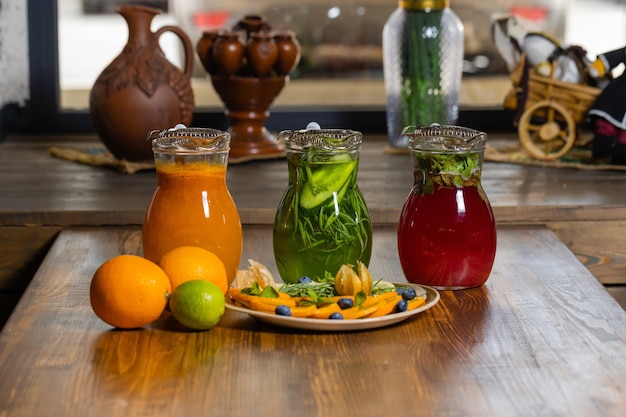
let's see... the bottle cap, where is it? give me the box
[400,0,449,10]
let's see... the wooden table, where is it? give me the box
[1,225,624,417]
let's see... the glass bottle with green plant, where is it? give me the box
[383,0,464,148]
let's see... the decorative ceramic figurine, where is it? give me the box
[490,16,625,162]
[491,16,591,84]
[196,14,301,162]
[90,5,195,162]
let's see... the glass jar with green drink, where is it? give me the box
[273,126,372,283]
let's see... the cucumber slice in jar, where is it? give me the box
[300,157,355,210]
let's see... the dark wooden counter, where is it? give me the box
[1,134,625,317]
[3,135,626,226]
[0,225,625,417]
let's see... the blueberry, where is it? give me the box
[401,287,417,301]
[298,276,312,284]
[337,298,354,310]
[275,305,292,316]
[395,299,408,313]
[328,312,344,320]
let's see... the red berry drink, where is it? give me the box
[398,184,496,289]
[397,125,496,290]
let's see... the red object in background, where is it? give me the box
[509,5,548,26]
[194,11,230,31]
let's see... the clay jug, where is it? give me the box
[233,14,270,36]
[212,32,245,76]
[196,30,220,75]
[273,31,301,76]
[90,5,195,162]
[246,32,278,77]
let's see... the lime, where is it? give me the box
[169,280,225,330]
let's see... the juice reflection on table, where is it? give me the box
[142,128,242,284]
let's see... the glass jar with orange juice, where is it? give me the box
[142,127,242,284]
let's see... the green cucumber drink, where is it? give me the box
[273,128,372,283]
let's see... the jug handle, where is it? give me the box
[155,25,194,78]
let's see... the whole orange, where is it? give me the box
[89,254,171,329]
[157,246,228,294]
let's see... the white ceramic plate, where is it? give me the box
[225,283,440,331]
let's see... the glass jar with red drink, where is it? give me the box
[397,125,496,289]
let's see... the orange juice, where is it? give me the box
[142,128,242,284]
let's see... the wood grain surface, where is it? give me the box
[1,134,625,318]
[0,225,624,417]
[0,227,62,328]
[4,135,626,226]
[0,227,60,290]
